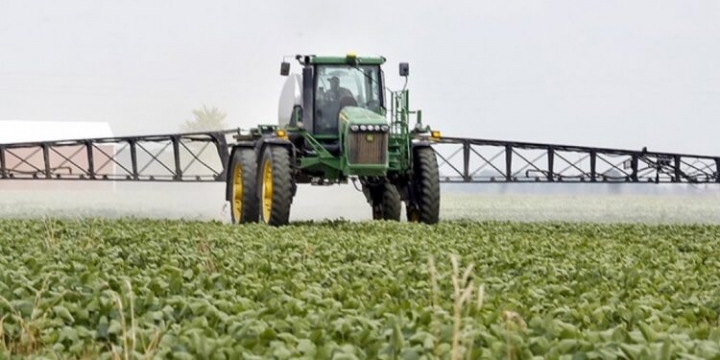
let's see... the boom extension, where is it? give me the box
[0,130,233,182]
[432,137,720,184]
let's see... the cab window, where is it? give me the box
[314,65,382,134]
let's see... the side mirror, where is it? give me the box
[280,61,290,76]
[399,62,409,77]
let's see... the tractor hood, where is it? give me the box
[338,106,390,177]
[338,106,388,129]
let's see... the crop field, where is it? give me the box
[2,215,720,358]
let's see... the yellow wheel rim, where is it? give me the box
[261,158,273,222]
[231,163,242,222]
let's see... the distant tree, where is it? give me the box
[181,105,228,132]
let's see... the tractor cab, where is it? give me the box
[313,64,384,136]
[277,54,388,150]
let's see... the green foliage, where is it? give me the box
[1,218,720,358]
[181,105,228,132]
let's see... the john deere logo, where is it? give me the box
[365,134,374,142]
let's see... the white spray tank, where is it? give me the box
[277,73,303,128]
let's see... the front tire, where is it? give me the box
[408,146,440,224]
[258,145,294,226]
[371,182,402,221]
[228,148,259,224]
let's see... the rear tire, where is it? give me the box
[371,182,402,221]
[258,145,294,226]
[228,148,259,224]
[409,146,440,224]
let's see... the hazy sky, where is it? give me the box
[2,0,719,156]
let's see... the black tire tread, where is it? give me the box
[381,183,402,221]
[261,145,294,226]
[414,146,440,224]
[230,148,259,223]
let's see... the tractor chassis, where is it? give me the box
[225,125,441,226]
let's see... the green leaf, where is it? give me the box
[171,352,195,360]
[183,269,194,280]
[108,319,123,335]
[297,339,316,356]
[660,338,673,360]
[53,305,75,323]
[58,326,79,343]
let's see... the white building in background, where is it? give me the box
[0,120,114,143]
[0,120,117,191]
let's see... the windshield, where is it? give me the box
[314,64,382,134]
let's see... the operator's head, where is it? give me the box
[329,76,340,91]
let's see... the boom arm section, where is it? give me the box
[0,130,233,182]
[430,137,720,184]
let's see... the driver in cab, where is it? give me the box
[317,76,356,132]
[323,76,354,103]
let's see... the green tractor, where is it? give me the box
[225,53,441,226]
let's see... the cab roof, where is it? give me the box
[297,54,386,66]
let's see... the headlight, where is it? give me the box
[350,125,359,131]
[381,125,389,132]
[360,125,367,131]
